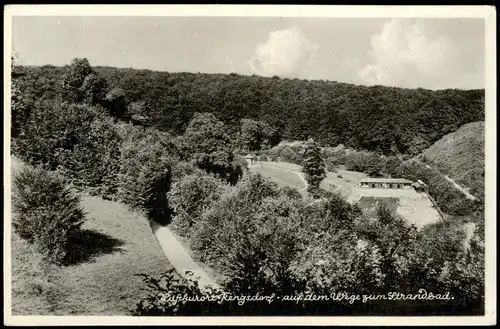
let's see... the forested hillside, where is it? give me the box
[420,121,485,200]
[11,58,485,316]
[15,64,484,157]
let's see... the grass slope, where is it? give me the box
[10,165,172,315]
[420,121,484,199]
[249,164,305,190]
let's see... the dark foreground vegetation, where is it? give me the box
[11,58,485,316]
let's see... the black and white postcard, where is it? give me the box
[3,5,496,326]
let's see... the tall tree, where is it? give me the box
[60,58,108,105]
[176,112,244,185]
[302,138,326,194]
[239,118,278,152]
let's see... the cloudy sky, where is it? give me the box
[12,16,485,90]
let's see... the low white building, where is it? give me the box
[359,178,413,189]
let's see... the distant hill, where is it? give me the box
[14,64,485,157]
[420,121,484,200]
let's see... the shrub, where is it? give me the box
[13,101,123,199]
[133,270,224,316]
[171,161,205,183]
[189,173,283,276]
[175,113,245,185]
[118,129,175,224]
[57,115,123,199]
[280,186,303,200]
[168,172,227,237]
[307,186,334,200]
[193,193,306,295]
[13,101,95,170]
[12,165,86,264]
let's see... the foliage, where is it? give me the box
[118,128,175,223]
[133,270,225,316]
[302,139,326,193]
[175,112,245,185]
[192,192,307,295]
[280,186,303,200]
[137,169,484,314]
[345,151,387,177]
[103,87,128,119]
[11,59,30,139]
[238,118,279,152]
[15,64,485,156]
[403,219,484,312]
[132,269,349,316]
[12,165,86,264]
[60,58,108,105]
[190,174,366,299]
[170,161,205,183]
[168,172,227,237]
[13,101,123,199]
[57,115,123,199]
[353,204,419,292]
[10,59,485,315]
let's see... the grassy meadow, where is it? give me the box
[249,164,306,190]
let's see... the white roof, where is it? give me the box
[360,178,413,184]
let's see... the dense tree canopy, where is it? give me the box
[14,64,485,157]
[238,118,279,152]
[174,112,245,185]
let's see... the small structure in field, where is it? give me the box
[244,154,255,166]
[413,179,429,193]
[359,178,413,189]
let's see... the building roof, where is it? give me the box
[360,178,413,184]
[244,154,254,159]
[417,179,427,186]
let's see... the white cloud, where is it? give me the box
[359,19,455,89]
[249,27,318,78]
